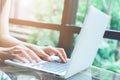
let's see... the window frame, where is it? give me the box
[9,0,120,57]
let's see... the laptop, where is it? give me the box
[5,6,110,79]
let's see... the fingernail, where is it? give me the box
[63,59,67,63]
[37,59,41,63]
[47,57,51,61]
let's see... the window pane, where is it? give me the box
[76,0,120,31]
[10,24,60,47]
[27,28,60,47]
[11,0,64,24]
[76,0,87,27]
[93,39,120,73]
[10,0,63,47]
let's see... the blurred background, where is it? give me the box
[9,0,120,79]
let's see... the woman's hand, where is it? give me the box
[26,44,67,63]
[43,47,67,63]
[0,45,41,63]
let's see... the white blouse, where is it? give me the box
[0,71,11,80]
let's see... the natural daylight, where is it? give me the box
[0,0,120,80]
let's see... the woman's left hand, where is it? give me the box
[26,44,67,63]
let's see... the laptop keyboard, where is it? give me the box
[31,60,70,73]
[5,59,71,73]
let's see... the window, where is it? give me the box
[10,0,65,47]
[10,0,120,75]
[76,0,87,26]
[10,0,64,24]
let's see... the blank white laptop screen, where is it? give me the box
[5,6,111,79]
[65,6,110,78]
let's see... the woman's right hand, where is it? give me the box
[0,44,41,63]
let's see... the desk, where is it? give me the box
[0,66,92,80]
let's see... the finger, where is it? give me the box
[24,44,51,62]
[44,47,66,63]
[12,54,29,63]
[13,59,22,63]
[56,48,67,61]
[13,58,29,63]
[17,45,41,63]
[35,49,51,61]
[11,45,24,51]
[0,52,15,60]
[14,50,33,63]
[26,49,41,63]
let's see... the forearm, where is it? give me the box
[0,0,30,47]
[0,35,25,47]
[0,0,11,35]
[0,0,23,47]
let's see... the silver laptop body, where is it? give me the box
[5,6,110,79]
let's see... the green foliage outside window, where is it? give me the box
[27,0,63,47]
[91,0,120,73]
[76,0,120,74]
